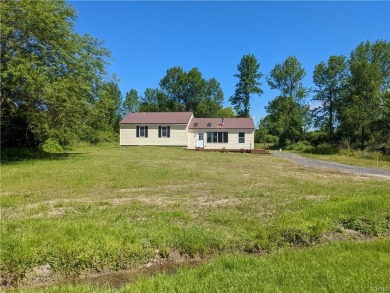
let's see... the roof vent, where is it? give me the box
[194,123,198,127]
[218,118,225,126]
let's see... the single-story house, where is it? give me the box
[119,112,255,150]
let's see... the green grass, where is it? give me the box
[1,143,390,290]
[17,240,390,292]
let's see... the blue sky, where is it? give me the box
[70,1,389,122]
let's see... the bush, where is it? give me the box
[41,139,63,153]
[311,143,338,155]
[307,131,329,146]
[286,142,338,155]
[286,141,313,153]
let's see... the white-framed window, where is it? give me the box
[158,126,170,138]
[238,132,245,143]
[136,126,148,137]
[207,132,228,143]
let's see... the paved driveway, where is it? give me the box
[271,151,390,180]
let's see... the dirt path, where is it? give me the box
[271,151,390,180]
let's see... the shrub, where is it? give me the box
[307,131,329,146]
[310,143,338,155]
[41,139,63,153]
[286,141,313,153]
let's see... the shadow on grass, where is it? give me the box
[1,148,85,164]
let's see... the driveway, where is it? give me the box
[271,151,390,180]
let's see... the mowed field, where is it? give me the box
[1,144,390,292]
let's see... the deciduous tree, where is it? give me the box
[262,56,309,145]
[0,0,110,147]
[122,89,140,115]
[158,67,223,117]
[338,40,390,150]
[312,55,348,139]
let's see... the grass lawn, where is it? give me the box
[1,143,390,291]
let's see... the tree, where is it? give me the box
[196,78,223,117]
[94,80,122,132]
[82,80,122,143]
[263,56,309,145]
[216,107,236,118]
[138,88,170,112]
[122,89,140,116]
[159,67,223,117]
[338,40,390,150]
[229,54,263,117]
[262,96,304,146]
[0,0,110,148]
[266,56,307,102]
[312,55,348,139]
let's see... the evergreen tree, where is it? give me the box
[229,54,263,117]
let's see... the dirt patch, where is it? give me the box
[12,251,209,291]
[31,208,67,219]
[322,228,372,242]
[16,263,60,289]
[76,250,208,289]
[303,194,330,203]
[110,196,175,207]
[196,196,241,207]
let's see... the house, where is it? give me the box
[119,112,255,150]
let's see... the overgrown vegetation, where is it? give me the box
[1,144,389,290]
[15,239,390,292]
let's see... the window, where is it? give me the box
[207,123,212,127]
[136,126,148,138]
[207,132,228,143]
[158,126,170,138]
[140,127,145,137]
[193,123,198,127]
[239,132,245,143]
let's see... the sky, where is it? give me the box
[69,1,390,123]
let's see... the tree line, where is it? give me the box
[1,0,389,153]
[257,41,390,153]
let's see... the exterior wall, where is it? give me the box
[187,128,254,150]
[120,124,188,146]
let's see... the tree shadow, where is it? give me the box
[1,148,85,164]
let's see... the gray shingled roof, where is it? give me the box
[120,112,193,124]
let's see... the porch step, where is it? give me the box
[250,149,271,154]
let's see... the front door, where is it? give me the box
[197,133,204,148]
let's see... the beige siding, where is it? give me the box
[120,124,188,146]
[187,129,254,150]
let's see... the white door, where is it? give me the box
[197,133,204,148]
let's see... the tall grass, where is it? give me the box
[18,239,390,292]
